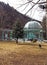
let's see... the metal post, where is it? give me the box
[10,31,12,40]
[2,32,4,40]
[39,31,40,40]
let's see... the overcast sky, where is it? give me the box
[0,0,46,21]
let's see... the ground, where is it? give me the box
[0,41,47,65]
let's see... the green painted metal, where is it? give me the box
[2,32,4,40]
[10,31,13,39]
[24,28,43,40]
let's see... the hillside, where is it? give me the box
[0,2,31,29]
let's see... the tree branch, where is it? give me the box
[25,0,41,14]
[38,1,47,4]
[22,3,29,11]
[16,1,35,9]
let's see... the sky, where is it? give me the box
[0,0,46,21]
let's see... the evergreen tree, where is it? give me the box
[13,21,24,43]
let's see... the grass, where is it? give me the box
[0,41,47,65]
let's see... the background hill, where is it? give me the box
[0,2,31,29]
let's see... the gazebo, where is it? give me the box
[24,21,43,40]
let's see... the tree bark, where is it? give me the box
[16,38,18,43]
[46,1,47,39]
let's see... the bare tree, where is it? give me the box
[16,0,47,39]
[16,0,46,14]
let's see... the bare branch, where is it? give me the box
[38,2,47,4]
[16,0,47,9]
[16,1,35,9]
[25,4,35,15]
[25,0,41,14]
[22,3,29,11]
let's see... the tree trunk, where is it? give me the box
[16,38,18,43]
[46,1,47,39]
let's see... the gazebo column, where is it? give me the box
[7,31,8,40]
[23,31,26,41]
[40,31,43,40]
[39,30,43,40]
[2,31,4,40]
[39,32,40,40]
[4,32,8,40]
[10,31,13,40]
[27,31,29,40]
[27,31,28,39]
